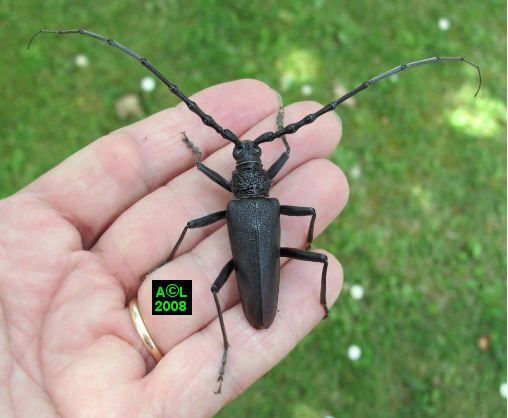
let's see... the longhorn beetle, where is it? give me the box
[28,29,481,394]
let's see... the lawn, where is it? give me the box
[1,1,506,417]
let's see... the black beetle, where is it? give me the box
[28,28,481,394]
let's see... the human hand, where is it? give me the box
[0,79,347,417]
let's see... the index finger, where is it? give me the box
[25,79,280,248]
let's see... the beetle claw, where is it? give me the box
[322,304,329,319]
[213,377,223,394]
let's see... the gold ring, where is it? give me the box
[129,298,163,362]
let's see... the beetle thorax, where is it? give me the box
[231,140,271,198]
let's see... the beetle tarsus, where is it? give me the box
[181,132,203,164]
[182,132,232,192]
[213,349,228,394]
[210,262,234,393]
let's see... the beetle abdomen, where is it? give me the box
[227,197,280,329]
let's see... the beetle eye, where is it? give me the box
[233,147,245,158]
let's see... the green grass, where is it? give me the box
[1,1,506,417]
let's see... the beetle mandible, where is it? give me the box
[28,28,481,394]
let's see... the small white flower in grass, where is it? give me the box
[500,382,507,398]
[350,164,362,179]
[141,76,156,92]
[74,54,89,68]
[301,83,313,96]
[350,284,364,300]
[438,17,451,31]
[347,344,362,361]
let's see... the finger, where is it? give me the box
[137,159,348,353]
[146,250,343,415]
[25,79,281,248]
[93,101,342,291]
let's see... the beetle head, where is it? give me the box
[233,140,262,165]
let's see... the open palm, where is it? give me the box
[0,80,347,417]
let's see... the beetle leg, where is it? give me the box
[211,259,235,394]
[266,107,291,180]
[168,210,227,262]
[146,210,226,276]
[280,205,316,250]
[182,132,232,192]
[280,247,329,317]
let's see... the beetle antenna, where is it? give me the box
[254,56,481,144]
[27,28,241,145]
